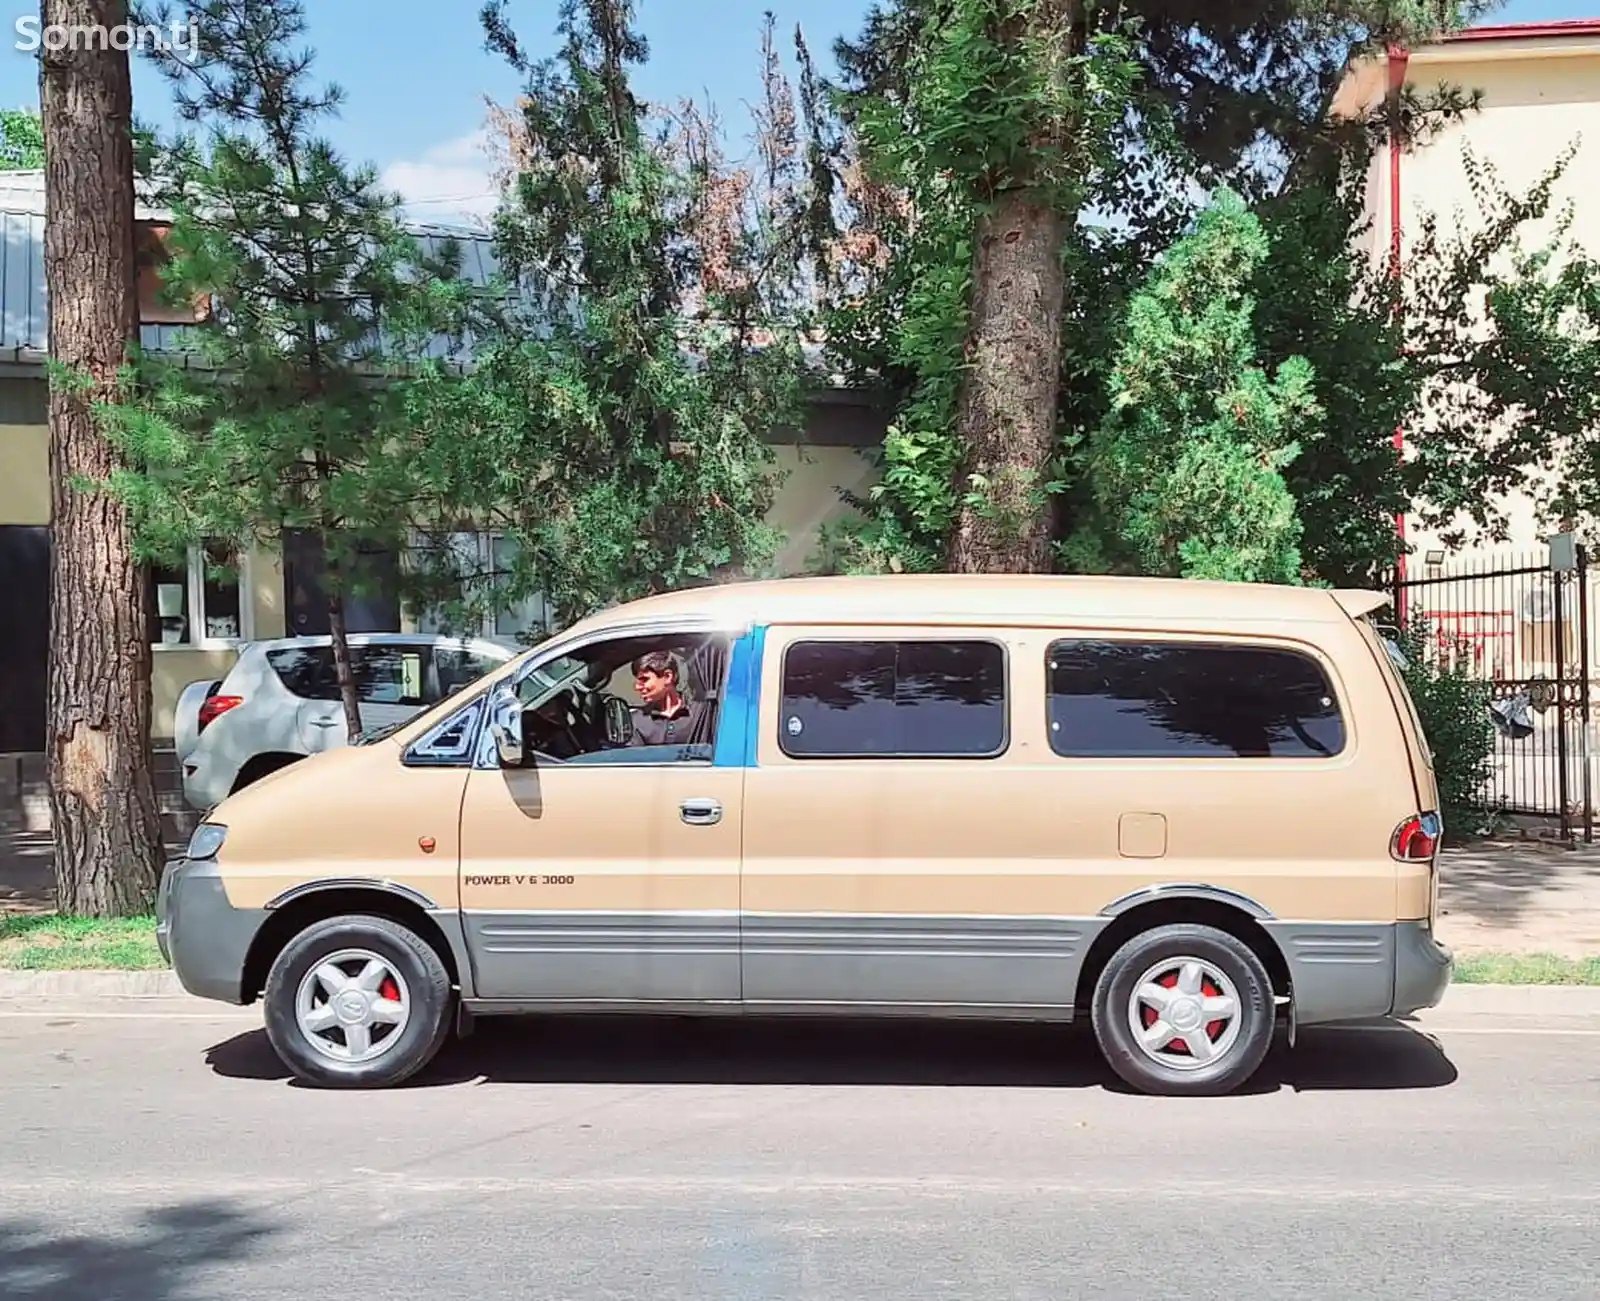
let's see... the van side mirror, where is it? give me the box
[487,687,526,768]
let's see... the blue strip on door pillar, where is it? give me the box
[713,624,766,767]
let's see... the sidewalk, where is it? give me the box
[1436,839,1600,958]
[3,825,1598,956]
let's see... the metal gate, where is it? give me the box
[1393,546,1592,840]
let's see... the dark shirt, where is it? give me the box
[629,698,703,748]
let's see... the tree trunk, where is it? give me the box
[325,580,363,742]
[947,192,1068,574]
[40,0,163,917]
[949,0,1075,575]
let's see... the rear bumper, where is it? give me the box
[155,856,267,1005]
[1263,919,1452,1026]
[1391,919,1453,1018]
[179,757,234,812]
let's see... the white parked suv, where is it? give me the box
[173,633,514,811]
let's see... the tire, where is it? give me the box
[262,914,454,1088]
[1090,923,1275,1097]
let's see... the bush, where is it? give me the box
[1384,615,1497,839]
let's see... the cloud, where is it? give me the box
[379,132,500,227]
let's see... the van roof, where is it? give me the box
[569,574,1388,634]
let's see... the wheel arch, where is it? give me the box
[230,751,304,793]
[242,883,471,1005]
[1075,888,1292,1013]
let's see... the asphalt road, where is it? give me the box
[2,1000,1598,1301]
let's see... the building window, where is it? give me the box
[408,530,551,647]
[1045,639,1345,759]
[778,638,1008,759]
[148,540,249,648]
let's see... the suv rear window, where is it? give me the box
[267,645,431,706]
[1046,639,1345,759]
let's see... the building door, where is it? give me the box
[0,526,50,752]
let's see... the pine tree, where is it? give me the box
[1071,190,1315,584]
[465,1,814,624]
[100,0,474,739]
[40,0,164,916]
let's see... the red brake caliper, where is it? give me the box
[380,977,400,1001]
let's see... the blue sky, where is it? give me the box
[0,0,1594,227]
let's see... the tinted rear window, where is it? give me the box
[267,645,429,706]
[779,639,1008,758]
[1046,640,1345,759]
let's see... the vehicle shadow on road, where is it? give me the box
[0,1200,277,1301]
[205,1015,1458,1094]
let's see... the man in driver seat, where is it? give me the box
[628,650,703,747]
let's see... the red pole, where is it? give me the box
[1388,42,1411,623]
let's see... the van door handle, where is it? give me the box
[680,798,723,826]
[308,719,338,729]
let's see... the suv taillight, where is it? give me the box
[197,695,244,733]
[1391,811,1442,862]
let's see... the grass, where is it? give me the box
[0,913,165,971]
[1452,952,1600,986]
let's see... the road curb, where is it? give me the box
[0,970,185,998]
[0,970,1597,1013]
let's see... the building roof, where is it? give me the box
[0,167,843,386]
[1331,17,1600,118]
[0,169,501,364]
[564,573,1372,638]
[1446,18,1600,45]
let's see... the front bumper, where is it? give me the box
[155,856,267,1005]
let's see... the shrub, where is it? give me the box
[1383,615,1498,839]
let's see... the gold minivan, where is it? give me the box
[156,574,1451,1096]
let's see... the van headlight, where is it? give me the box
[186,823,228,861]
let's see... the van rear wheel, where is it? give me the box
[1090,923,1275,1097]
[262,914,454,1088]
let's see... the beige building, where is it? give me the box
[1331,21,1600,826]
[0,173,881,750]
[1334,18,1600,570]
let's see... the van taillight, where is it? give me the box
[197,695,243,733]
[1391,812,1442,862]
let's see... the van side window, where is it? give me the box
[779,639,1007,758]
[1045,640,1345,759]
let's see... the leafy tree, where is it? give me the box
[822,0,1600,588]
[1068,190,1315,583]
[462,1,816,625]
[1251,132,1600,585]
[0,107,46,169]
[98,0,475,740]
[820,0,1497,577]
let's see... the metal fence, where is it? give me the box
[1392,547,1593,840]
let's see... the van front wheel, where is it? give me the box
[262,914,454,1088]
[1090,923,1275,1097]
